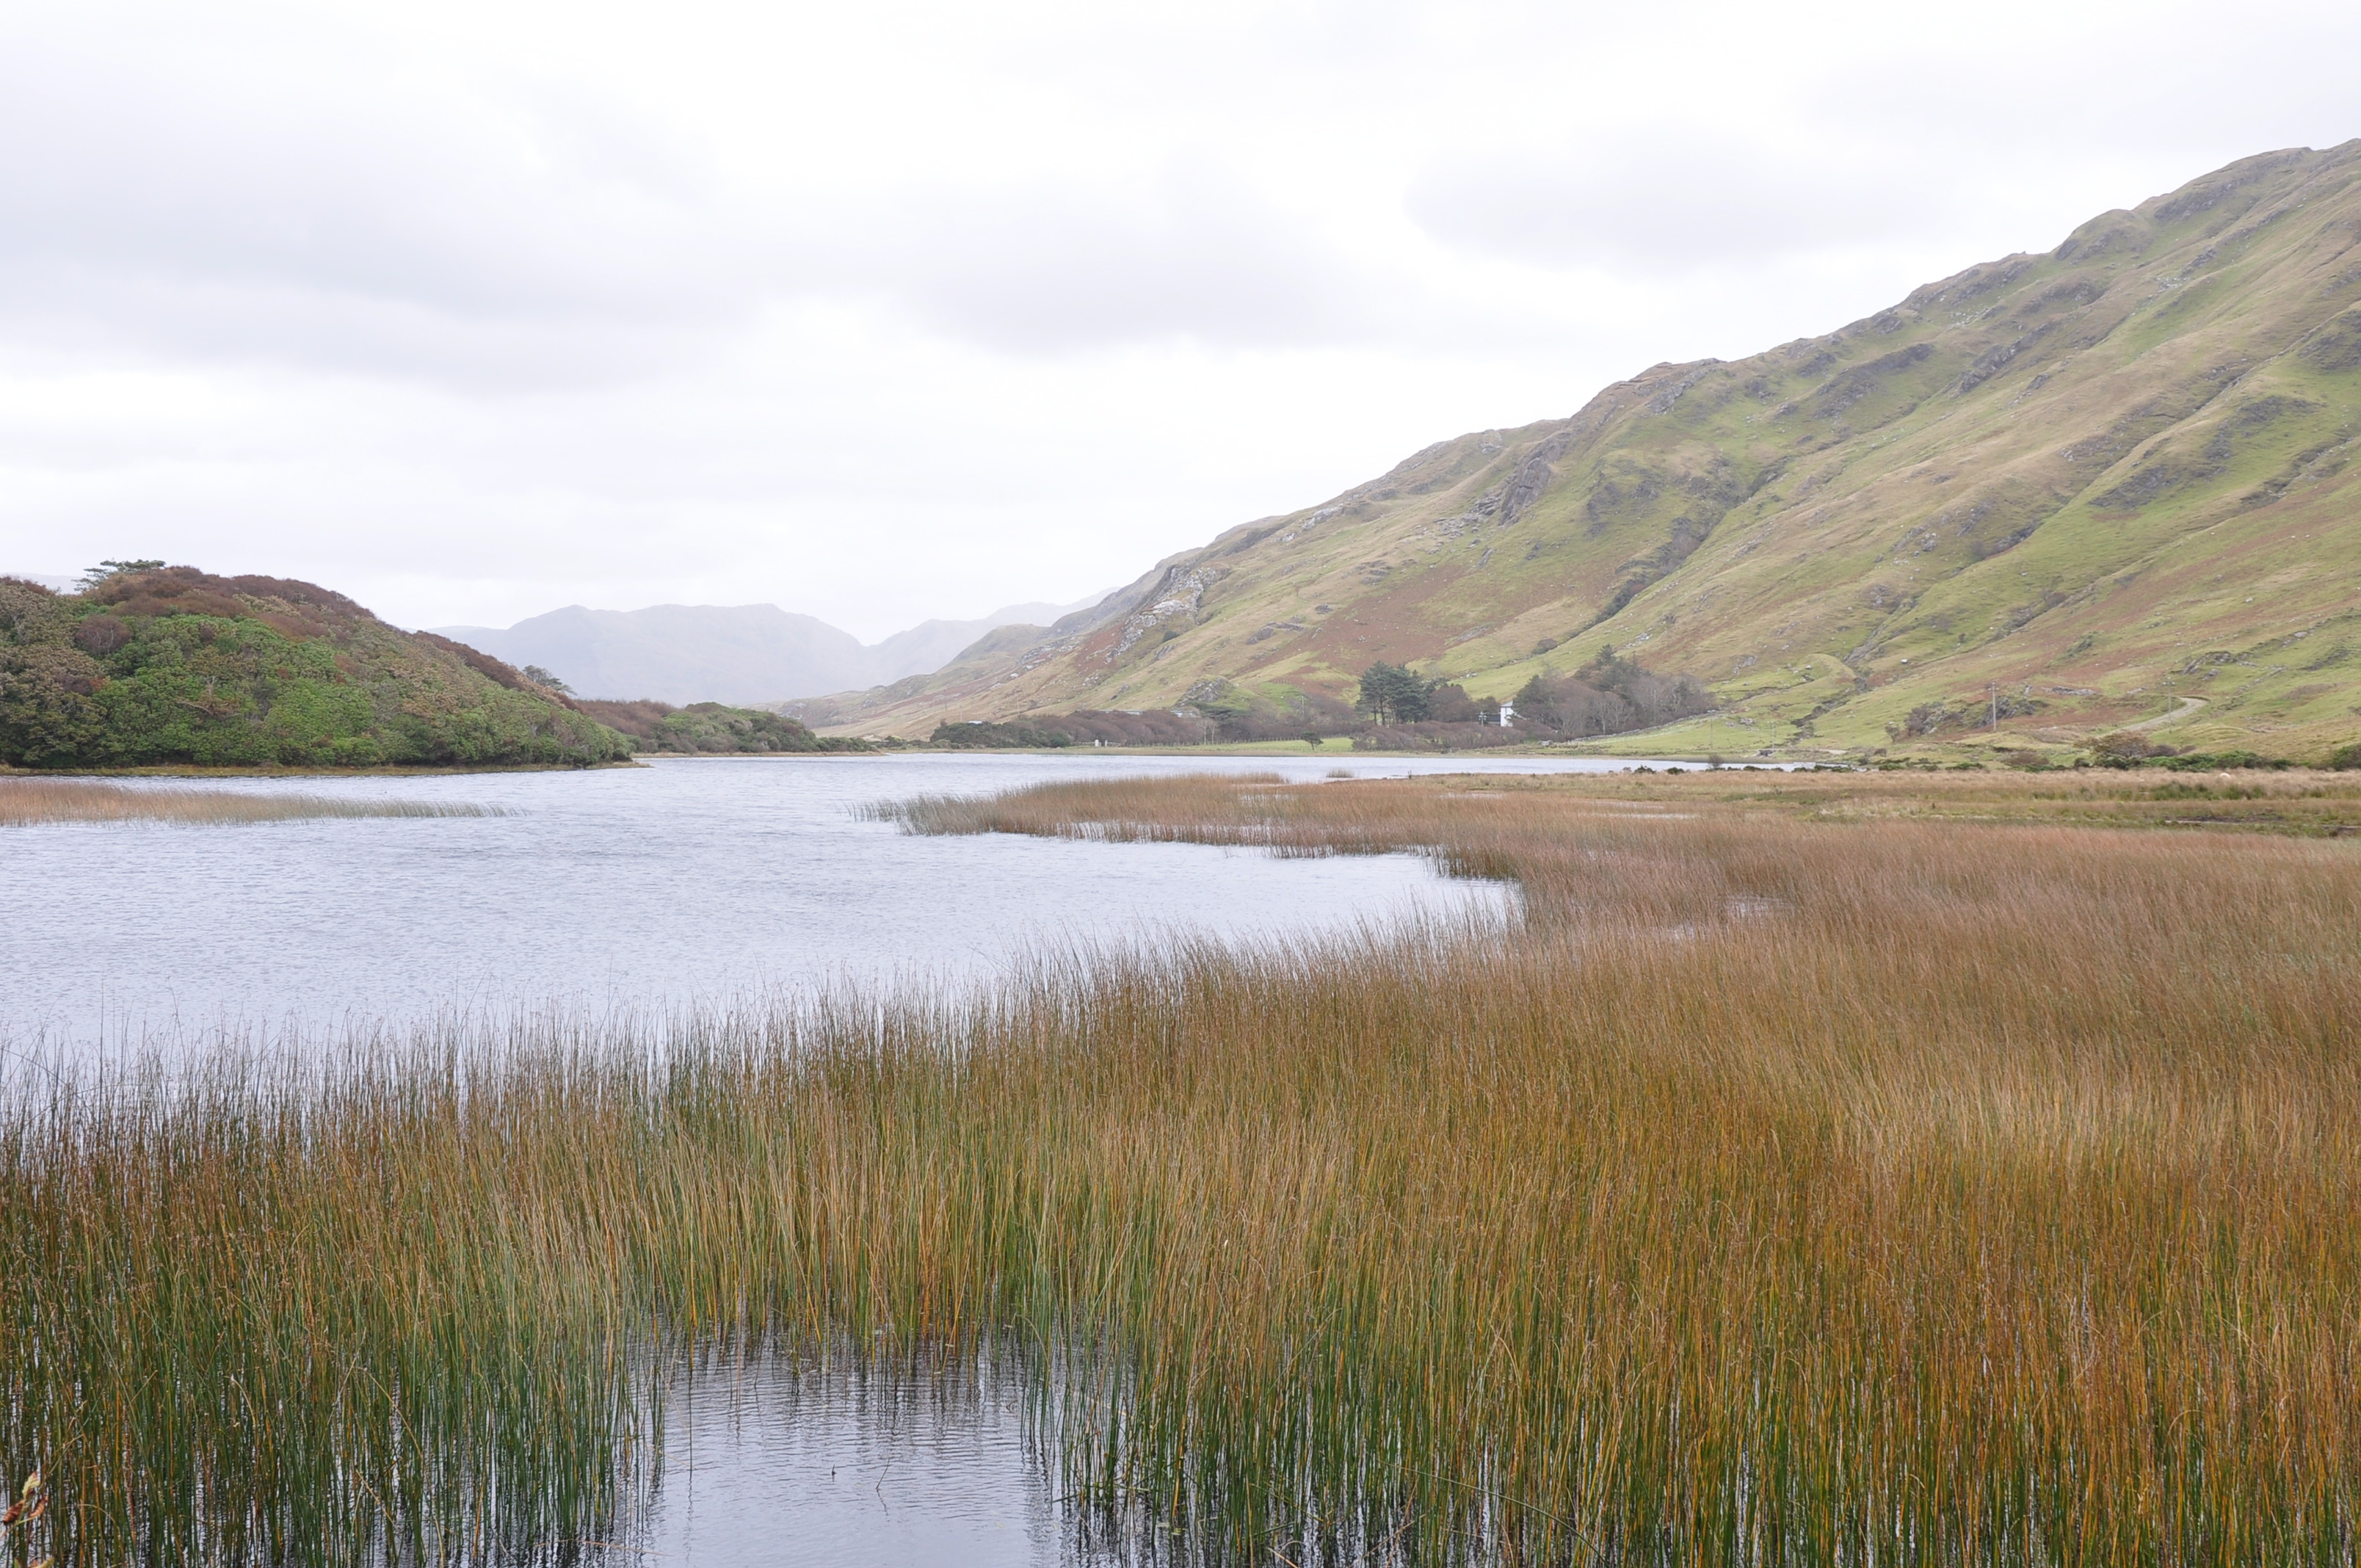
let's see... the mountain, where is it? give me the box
[859,601,1095,685]
[0,567,631,768]
[431,603,871,705]
[795,145,2361,763]
[432,598,1095,705]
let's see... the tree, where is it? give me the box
[521,664,573,694]
[77,559,164,590]
[1512,646,1711,737]
[1425,682,1478,723]
[1355,662,1431,725]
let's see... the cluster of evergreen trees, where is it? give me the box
[1351,664,1478,725]
[1354,647,1711,738]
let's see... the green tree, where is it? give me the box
[76,559,166,590]
[1355,662,1431,725]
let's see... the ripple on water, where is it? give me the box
[0,752,1668,1046]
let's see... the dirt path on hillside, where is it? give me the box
[2124,697,2209,732]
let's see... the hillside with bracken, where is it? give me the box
[790,144,2361,763]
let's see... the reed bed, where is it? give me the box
[4,771,2359,1564]
[0,777,498,824]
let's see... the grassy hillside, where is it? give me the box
[0,567,632,769]
[805,144,2361,762]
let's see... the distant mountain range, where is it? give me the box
[787,143,2361,763]
[430,595,1103,705]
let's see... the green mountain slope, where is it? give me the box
[0,567,633,769]
[802,144,2361,761]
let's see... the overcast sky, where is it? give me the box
[3,0,2356,639]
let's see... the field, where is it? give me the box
[3,767,2357,1564]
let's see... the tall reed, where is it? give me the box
[3,771,2357,1563]
[0,777,498,824]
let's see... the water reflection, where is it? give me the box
[613,1347,1064,1568]
[598,1337,1437,1568]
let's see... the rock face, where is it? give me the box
[0,568,631,768]
[799,143,2361,761]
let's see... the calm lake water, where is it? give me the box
[621,1351,1066,1568]
[1,752,1658,1048]
[2,749,1664,1565]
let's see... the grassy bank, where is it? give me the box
[4,771,2358,1563]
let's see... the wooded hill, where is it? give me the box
[0,567,633,769]
[791,145,2361,763]
[0,567,877,769]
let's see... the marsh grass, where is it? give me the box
[0,777,500,824]
[4,770,2359,1564]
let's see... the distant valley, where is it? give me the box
[432,595,1103,705]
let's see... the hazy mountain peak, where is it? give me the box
[431,594,1107,704]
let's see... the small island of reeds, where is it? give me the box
[4,766,2358,1564]
[0,776,502,825]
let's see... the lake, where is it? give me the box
[1,751,1657,1050]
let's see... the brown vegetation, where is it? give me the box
[0,777,497,824]
[4,767,2358,1563]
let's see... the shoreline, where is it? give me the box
[0,758,649,780]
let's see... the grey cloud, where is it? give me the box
[821,164,1380,352]
[0,12,1398,388]
[1407,137,1951,273]
[0,12,770,385]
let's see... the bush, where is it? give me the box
[930,720,1079,749]
[2089,731,2173,766]
[648,703,856,753]
[2155,750,2292,772]
[1351,722,1527,753]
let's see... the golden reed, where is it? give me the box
[4,767,2357,1563]
[0,777,496,824]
